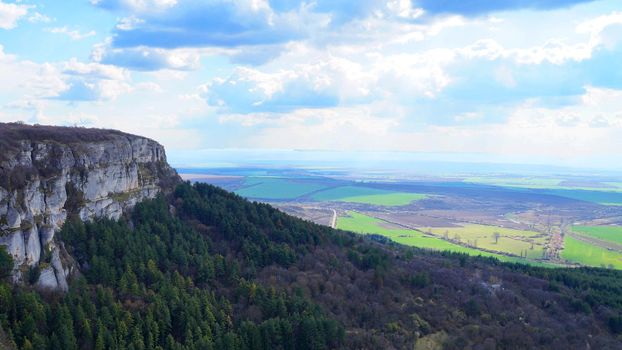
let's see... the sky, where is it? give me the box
[0,0,621,170]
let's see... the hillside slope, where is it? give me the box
[1,182,621,349]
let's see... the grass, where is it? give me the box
[561,236,622,269]
[543,189,622,206]
[336,211,548,265]
[464,176,622,194]
[418,224,547,259]
[312,186,426,206]
[235,177,328,200]
[464,176,622,205]
[463,177,563,189]
[572,225,622,245]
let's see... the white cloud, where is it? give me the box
[0,1,29,29]
[456,12,622,65]
[27,12,52,24]
[115,15,144,30]
[0,45,138,104]
[458,38,592,65]
[47,26,97,40]
[201,51,376,112]
[54,59,133,101]
[386,0,424,19]
[576,11,622,49]
[0,46,67,98]
[63,58,129,80]
[507,86,622,129]
[203,41,456,113]
[91,40,202,71]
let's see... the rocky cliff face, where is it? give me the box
[0,123,178,290]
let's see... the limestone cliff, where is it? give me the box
[0,123,179,290]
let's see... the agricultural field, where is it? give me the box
[544,189,622,206]
[234,177,329,200]
[572,225,622,245]
[183,168,622,269]
[463,176,622,193]
[418,224,547,259]
[233,178,427,206]
[561,236,622,269]
[337,211,544,265]
[462,176,564,189]
[460,176,622,206]
[312,186,426,206]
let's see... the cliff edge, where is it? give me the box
[0,123,179,290]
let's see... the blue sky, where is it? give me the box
[1,0,622,169]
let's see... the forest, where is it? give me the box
[1,182,622,349]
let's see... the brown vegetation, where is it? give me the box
[0,122,136,152]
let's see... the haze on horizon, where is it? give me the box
[0,0,621,170]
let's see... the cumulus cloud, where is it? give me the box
[190,6,622,117]
[92,0,445,53]
[457,13,622,66]
[0,49,134,103]
[91,40,202,71]
[100,0,304,49]
[201,41,455,113]
[507,86,622,129]
[51,60,132,101]
[54,79,132,101]
[0,46,66,99]
[0,1,30,29]
[201,69,336,113]
[387,0,424,20]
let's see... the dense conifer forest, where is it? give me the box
[1,183,622,349]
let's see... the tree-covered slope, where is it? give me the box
[1,182,622,349]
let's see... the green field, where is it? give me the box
[419,224,547,259]
[544,189,622,206]
[572,225,622,245]
[562,236,622,269]
[464,176,622,205]
[464,177,622,195]
[336,211,547,265]
[463,177,564,189]
[312,186,426,206]
[235,177,328,199]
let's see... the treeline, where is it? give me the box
[0,182,622,349]
[0,183,344,350]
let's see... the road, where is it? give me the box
[330,209,337,228]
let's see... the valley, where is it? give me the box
[181,169,622,269]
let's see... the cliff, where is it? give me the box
[0,123,179,290]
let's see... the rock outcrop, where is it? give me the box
[0,123,179,290]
